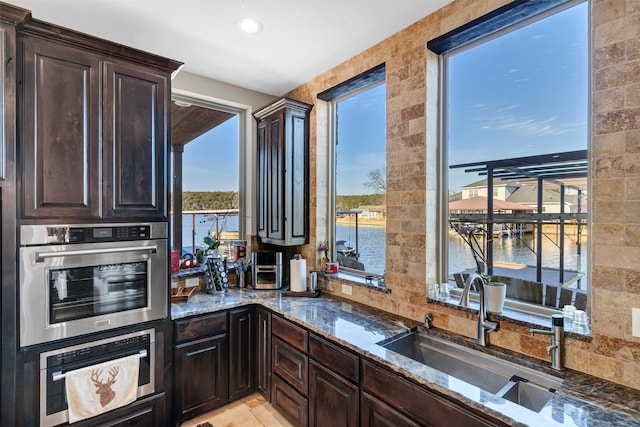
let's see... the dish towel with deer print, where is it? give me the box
[65,353,140,423]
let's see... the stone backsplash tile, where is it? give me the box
[282,0,640,390]
[592,132,626,157]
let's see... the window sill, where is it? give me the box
[427,293,592,342]
[319,270,391,294]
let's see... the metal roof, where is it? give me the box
[450,150,588,190]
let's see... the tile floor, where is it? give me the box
[180,393,293,427]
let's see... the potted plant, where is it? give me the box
[203,235,221,255]
[200,213,226,258]
[480,272,507,313]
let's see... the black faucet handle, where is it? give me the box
[551,314,564,328]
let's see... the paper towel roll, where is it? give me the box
[290,258,307,292]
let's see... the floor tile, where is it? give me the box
[181,393,293,427]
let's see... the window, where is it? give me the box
[170,94,247,260]
[320,66,386,277]
[441,1,588,313]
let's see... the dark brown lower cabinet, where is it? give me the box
[257,306,272,400]
[362,360,508,427]
[229,307,255,401]
[309,360,358,427]
[361,391,420,427]
[272,336,309,394]
[174,333,228,421]
[271,374,309,427]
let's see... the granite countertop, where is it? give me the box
[171,288,640,427]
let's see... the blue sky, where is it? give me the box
[448,2,588,192]
[182,115,239,192]
[336,83,386,195]
[179,2,587,197]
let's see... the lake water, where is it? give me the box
[174,213,240,253]
[175,215,588,286]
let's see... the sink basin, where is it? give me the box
[379,331,562,412]
[497,378,557,413]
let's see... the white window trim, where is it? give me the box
[328,80,385,277]
[171,89,252,241]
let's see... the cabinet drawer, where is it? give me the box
[309,333,359,383]
[272,336,308,395]
[272,315,307,352]
[272,375,308,427]
[361,391,420,427]
[362,360,506,427]
[174,312,228,344]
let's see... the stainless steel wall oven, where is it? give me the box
[19,223,168,347]
[39,328,155,427]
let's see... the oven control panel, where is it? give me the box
[21,223,167,245]
[46,333,150,369]
[68,225,151,243]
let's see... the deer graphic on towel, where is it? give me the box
[91,367,119,407]
[65,353,139,423]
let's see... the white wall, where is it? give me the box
[171,71,278,244]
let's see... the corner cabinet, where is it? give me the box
[173,307,257,424]
[254,98,312,246]
[19,23,179,220]
[174,312,229,422]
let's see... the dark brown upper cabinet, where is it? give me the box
[21,36,102,219]
[19,22,180,221]
[103,60,168,218]
[254,98,312,246]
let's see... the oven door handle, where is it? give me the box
[51,349,148,382]
[35,245,157,262]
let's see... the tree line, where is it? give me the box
[337,194,385,210]
[180,191,239,211]
[176,191,384,211]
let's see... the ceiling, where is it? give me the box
[6,0,453,96]
[171,104,235,147]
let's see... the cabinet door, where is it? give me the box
[309,360,358,427]
[175,334,228,420]
[21,36,101,218]
[256,118,268,238]
[361,391,420,427]
[229,307,255,400]
[286,107,309,243]
[256,306,272,400]
[267,110,284,241]
[103,60,168,219]
[1,23,16,182]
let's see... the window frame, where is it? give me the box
[170,90,251,253]
[436,0,589,316]
[327,79,386,277]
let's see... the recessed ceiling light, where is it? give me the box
[236,17,263,34]
[174,100,191,107]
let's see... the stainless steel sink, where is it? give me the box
[379,331,562,412]
[497,378,556,413]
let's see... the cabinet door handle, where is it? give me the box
[36,245,157,262]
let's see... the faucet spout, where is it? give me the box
[530,314,564,370]
[460,273,498,346]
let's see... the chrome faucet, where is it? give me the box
[459,273,498,346]
[530,314,564,370]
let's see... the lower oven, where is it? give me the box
[19,223,168,347]
[39,328,155,427]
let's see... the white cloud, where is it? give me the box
[471,103,580,138]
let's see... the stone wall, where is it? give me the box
[287,0,640,389]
